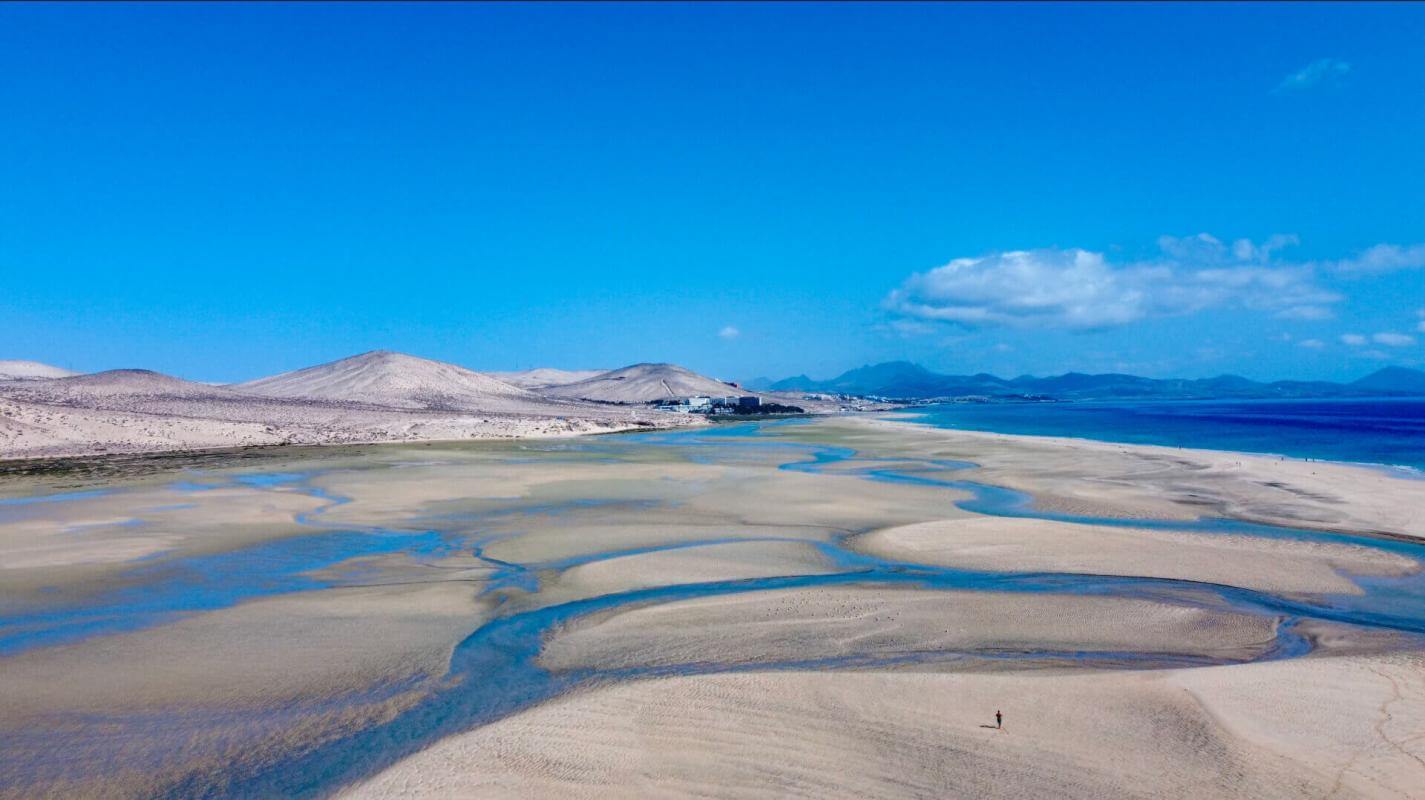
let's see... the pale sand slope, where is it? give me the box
[818,417,1425,539]
[340,655,1425,800]
[234,350,552,412]
[855,517,1418,597]
[543,363,748,403]
[539,588,1280,672]
[0,367,689,460]
[0,360,77,381]
[489,368,610,389]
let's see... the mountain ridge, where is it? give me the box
[752,363,1425,400]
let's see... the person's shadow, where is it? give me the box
[978,724,999,729]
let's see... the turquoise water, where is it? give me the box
[896,398,1425,472]
[198,426,1425,797]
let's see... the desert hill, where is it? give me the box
[235,350,546,412]
[543,363,743,404]
[1,369,247,407]
[0,353,688,460]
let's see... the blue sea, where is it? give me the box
[895,398,1425,473]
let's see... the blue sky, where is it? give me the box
[2,2,1423,383]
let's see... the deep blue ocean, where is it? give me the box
[895,398,1425,473]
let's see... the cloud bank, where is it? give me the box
[1342,332,1416,348]
[1327,243,1425,274]
[884,234,1342,331]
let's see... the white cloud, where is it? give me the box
[1328,243,1425,274]
[1276,305,1334,320]
[1417,309,1425,333]
[717,326,740,340]
[1341,333,1368,346]
[1373,332,1415,347]
[1359,349,1391,361]
[1276,58,1351,93]
[884,234,1340,331]
[1229,234,1299,262]
[1299,339,1326,349]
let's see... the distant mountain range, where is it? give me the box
[745,362,1425,401]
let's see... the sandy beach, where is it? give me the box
[1,416,1423,798]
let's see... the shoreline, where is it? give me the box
[3,412,1424,797]
[885,404,1425,478]
[868,413,1420,488]
[8,398,1418,483]
[0,417,695,475]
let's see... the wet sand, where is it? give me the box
[855,516,1415,596]
[341,654,1425,800]
[1,417,1423,797]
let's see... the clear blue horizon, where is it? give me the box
[3,2,1424,384]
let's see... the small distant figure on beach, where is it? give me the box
[996,710,1002,729]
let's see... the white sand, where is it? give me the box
[855,516,1418,596]
[828,416,1425,539]
[5,414,1425,798]
[0,581,488,713]
[342,653,1425,799]
[539,587,1279,672]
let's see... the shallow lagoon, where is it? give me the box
[2,418,1423,797]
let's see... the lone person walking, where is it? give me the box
[995,710,1002,729]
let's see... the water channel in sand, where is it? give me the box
[3,420,1424,797]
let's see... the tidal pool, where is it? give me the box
[1,418,1423,798]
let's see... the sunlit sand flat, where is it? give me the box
[2,417,1423,798]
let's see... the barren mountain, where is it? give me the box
[235,350,550,412]
[0,370,259,413]
[0,360,78,381]
[490,368,609,389]
[543,363,744,404]
[0,355,690,460]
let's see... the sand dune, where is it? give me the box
[0,360,78,381]
[543,363,745,403]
